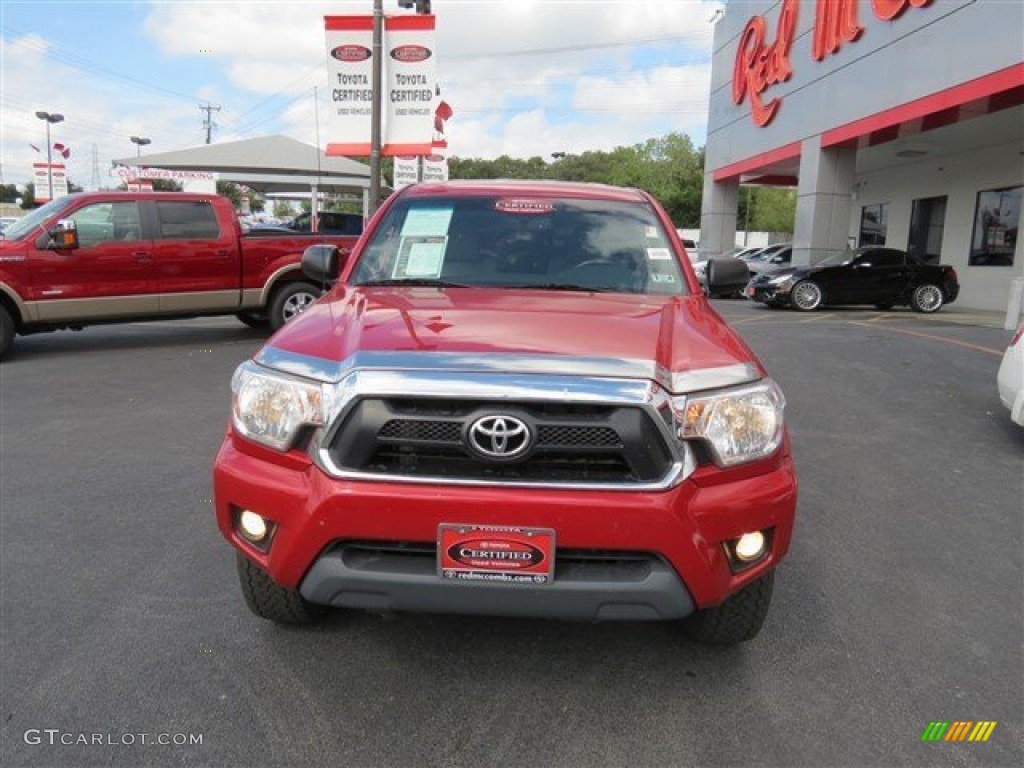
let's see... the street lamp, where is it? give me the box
[130,136,151,157]
[35,110,65,202]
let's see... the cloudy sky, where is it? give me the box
[0,0,723,190]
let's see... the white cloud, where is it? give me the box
[0,0,722,189]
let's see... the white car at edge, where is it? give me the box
[997,323,1024,426]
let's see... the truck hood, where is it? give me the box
[260,287,763,392]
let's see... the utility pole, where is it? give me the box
[369,0,384,212]
[90,143,101,191]
[200,103,221,144]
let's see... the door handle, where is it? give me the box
[133,251,152,263]
[215,249,232,259]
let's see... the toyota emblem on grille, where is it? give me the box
[467,415,532,459]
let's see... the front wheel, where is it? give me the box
[269,281,322,330]
[236,554,326,624]
[790,280,824,311]
[0,304,15,361]
[910,283,944,313]
[682,571,774,645]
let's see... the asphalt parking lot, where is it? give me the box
[1,301,1021,768]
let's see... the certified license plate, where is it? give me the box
[438,524,555,584]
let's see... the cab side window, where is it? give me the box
[155,201,221,240]
[69,202,142,247]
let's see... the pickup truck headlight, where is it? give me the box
[674,379,785,466]
[231,362,330,451]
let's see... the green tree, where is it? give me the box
[216,181,243,209]
[20,183,35,209]
[748,187,796,233]
[272,200,294,219]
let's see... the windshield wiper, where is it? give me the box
[501,282,619,293]
[356,278,472,288]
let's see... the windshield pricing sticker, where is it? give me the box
[494,199,554,215]
[652,273,676,283]
[392,236,447,278]
[439,524,555,584]
[645,226,659,239]
[401,207,454,238]
[646,247,672,261]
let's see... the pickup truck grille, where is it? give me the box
[324,397,674,485]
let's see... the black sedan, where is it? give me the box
[744,247,959,313]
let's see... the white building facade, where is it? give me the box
[700,0,1023,312]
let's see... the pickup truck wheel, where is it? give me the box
[236,553,326,624]
[790,280,823,311]
[269,282,321,330]
[682,571,774,645]
[0,305,15,361]
[910,284,944,313]
[235,310,270,329]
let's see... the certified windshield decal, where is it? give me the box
[494,199,554,215]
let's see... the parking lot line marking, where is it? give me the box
[845,321,1003,356]
[800,313,834,323]
[867,313,891,323]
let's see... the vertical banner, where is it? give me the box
[33,163,68,203]
[422,140,448,183]
[393,155,420,189]
[324,16,375,156]
[383,15,436,156]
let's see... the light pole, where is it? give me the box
[35,110,64,202]
[130,136,151,157]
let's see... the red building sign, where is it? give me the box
[733,0,935,126]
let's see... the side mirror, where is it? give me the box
[301,244,341,284]
[48,218,79,250]
[706,257,750,298]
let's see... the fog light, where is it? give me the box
[238,510,268,542]
[734,531,766,562]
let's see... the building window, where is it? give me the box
[969,186,1020,267]
[908,196,946,265]
[859,203,888,246]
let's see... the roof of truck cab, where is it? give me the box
[399,179,650,203]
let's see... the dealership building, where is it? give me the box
[700,0,1023,313]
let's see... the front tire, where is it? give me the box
[790,280,824,311]
[0,305,14,361]
[682,571,774,645]
[269,281,322,330]
[236,553,326,624]
[910,283,944,313]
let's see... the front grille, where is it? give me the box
[337,540,657,582]
[378,419,462,442]
[325,397,674,485]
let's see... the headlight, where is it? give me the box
[231,361,331,451]
[674,379,785,466]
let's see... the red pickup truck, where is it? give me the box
[0,191,359,359]
[214,180,797,644]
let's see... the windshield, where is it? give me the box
[815,248,869,268]
[351,195,687,296]
[1,197,75,241]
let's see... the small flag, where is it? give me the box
[434,100,453,133]
[53,142,71,159]
[29,143,40,153]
